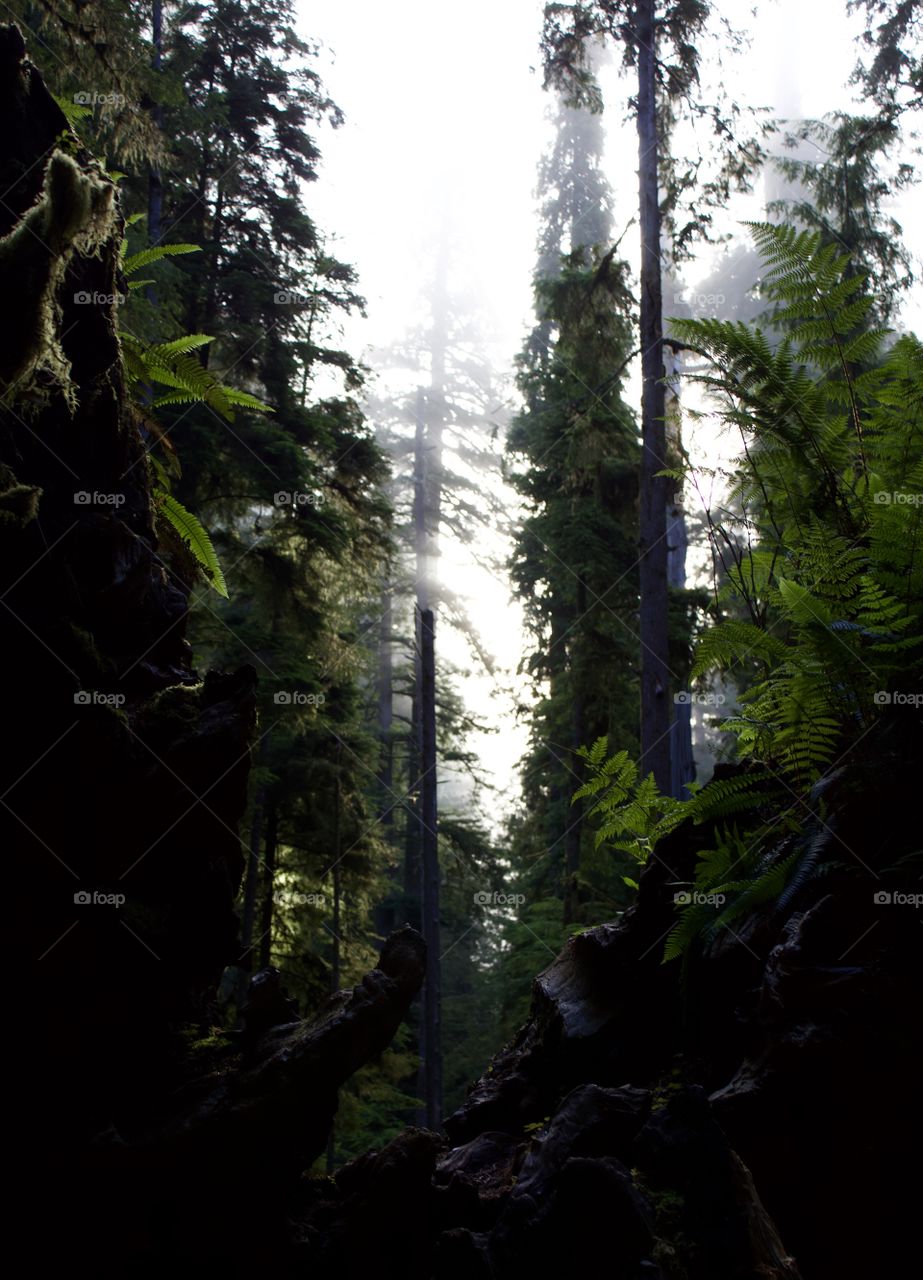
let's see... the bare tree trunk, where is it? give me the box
[404,386,427,933]
[258,804,278,970]
[146,0,163,295]
[330,765,342,993]
[413,385,428,613]
[373,586,397,938]
[666,348,695,798]
[240,792,264,936]
[236,779,265,1014]
[326,763,342,1173]
[636,0,672,792]
[420,608,442,1129]
[563,583,585,925]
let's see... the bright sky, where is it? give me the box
[298,0,922,812]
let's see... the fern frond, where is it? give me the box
[122,244,200,275]
[158,494,229,598]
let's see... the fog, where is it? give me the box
[300,0,922,808]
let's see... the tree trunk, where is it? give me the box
[420,607,442,1129]
[146,0,163,297]
[330,764,342,993]
[326,765,342,1173]
[373,585,397,938]
[635,0,672,792]
[666,348,695,798]
[258,804,278,970]
[403,385,427,932]
[563,582,585,925]
[237,780,266,1014]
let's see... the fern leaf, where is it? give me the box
[158,494,229,598]
[123,244,200,276]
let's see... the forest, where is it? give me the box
[4,0,922,1275]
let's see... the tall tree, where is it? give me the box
[542,0,765,794]
[508,80,640,933]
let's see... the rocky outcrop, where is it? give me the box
[300,740,922,1279]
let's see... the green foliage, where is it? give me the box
[118,236,277,597]
[580,222,923,960]
[770,112,915,323]
[507,242,641,929]
[157,493,228,598]
[573,741,686,864]
[540,1,768,261]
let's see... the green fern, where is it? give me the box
[158,494,229,598]
[581,223,923,963]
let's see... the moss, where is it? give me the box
[172,1023,240,1085]
[632,1168,690,1280]
[0,462,41,527]
[0,150,117,407]
[51,622,111,684]
[650,1058,689,1113]
[143,683,202,729]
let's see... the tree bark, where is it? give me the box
[420,607,442,1128]
[146,0,163,295]
[258,804,278,970]
[563,582,586,925]
[666,347,695,798]
[403,385,427,932]
[373,585,397,938]
[635,0,672,792]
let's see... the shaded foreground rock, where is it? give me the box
[35,926,426,1274]
[303,744,922,1279]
